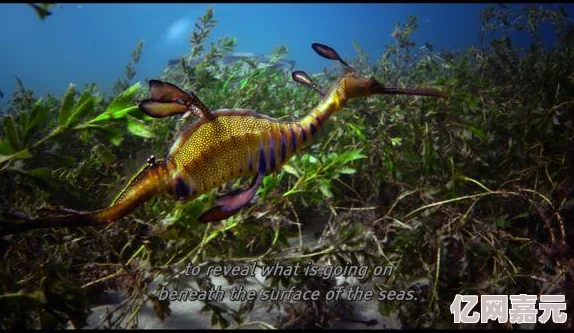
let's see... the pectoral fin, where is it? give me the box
[198,173,264,223]
[139,100,192,118]
[149,80,190,103]
[139,80,215,121]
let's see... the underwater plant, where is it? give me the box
[2,4,573,329]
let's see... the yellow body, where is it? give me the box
[170,113,285,193]
[99,88,346,224]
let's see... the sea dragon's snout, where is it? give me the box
[364,77,445,99]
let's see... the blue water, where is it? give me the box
[0,3,571,100]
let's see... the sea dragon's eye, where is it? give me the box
[147,155,156,167]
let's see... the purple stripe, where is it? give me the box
[310,123,317,135]
[279,129,287,163]
[269,133,276,171]
[290,127,297,153]
[297,124,307,143]
[258,145,267,174]
[175,177,190,200]
[298,123,307,143]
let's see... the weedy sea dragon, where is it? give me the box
[0,43,444,236]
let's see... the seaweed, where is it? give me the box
[1,4,573,329]
[27,3,57,20]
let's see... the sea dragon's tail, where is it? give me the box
[1,159,172,237]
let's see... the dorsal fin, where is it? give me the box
[139,80,214,121]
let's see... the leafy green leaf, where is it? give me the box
[59,84,76,126]
[239,78,249,90]
[23,98,49,143]
[106,82,142,114]
[126,116,155,138]
[88,83,141,123]
[338,167,356,174]
[67,90,98,127]
[3,115,22,151]
[342,149,367,162]
[348,123,366,141]
[10,149,33,161]
[89,105,139,123]
[26,167,53,180]
[282,164,299,177]
[19,112,29,138]
[318,179,333,198]
[0,138,14,155]
[464,122,487,142]
[0,154,12,165]
[88,125,124,146]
